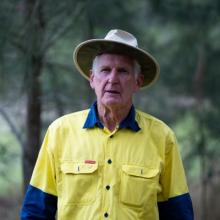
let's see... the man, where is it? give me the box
[21,29,194,220]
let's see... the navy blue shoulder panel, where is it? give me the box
[20,184,57,220]
[158,193,194,220]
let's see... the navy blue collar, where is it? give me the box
[83,102,140,132]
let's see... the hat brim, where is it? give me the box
[73,39,160,88]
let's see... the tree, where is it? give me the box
[0,0,144,193]
[145,1,220,219]
[0,0,87,191]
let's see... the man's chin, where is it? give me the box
[102,99,123,108]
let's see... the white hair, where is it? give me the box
[92,55,141,78]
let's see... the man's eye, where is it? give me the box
[101,68,110,73]
[118,68,128,74]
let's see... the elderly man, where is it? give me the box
[21,29,194,220]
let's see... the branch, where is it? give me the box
[45,60,73,72]
[42,2,86,53]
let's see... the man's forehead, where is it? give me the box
[95,53,135,64]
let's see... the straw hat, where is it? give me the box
[73,29,160,87]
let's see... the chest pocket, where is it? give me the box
[120,165,159,207]
[60,162,99,205]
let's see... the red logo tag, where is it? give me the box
[85,160,96,164]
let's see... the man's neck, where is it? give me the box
[97,103,132,132]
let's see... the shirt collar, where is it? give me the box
[83,102,104,129]
[83,102,140,132]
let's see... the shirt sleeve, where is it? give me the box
[20,128,58,220]
[157,130,194,220]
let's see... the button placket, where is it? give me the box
[103,131,115,219]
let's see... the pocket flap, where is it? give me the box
[61,162,98,174]
[122,165,159,178]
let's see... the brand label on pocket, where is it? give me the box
[85,160,96,164]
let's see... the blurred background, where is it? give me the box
[0,0,220,219]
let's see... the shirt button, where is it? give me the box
[107,159,112,164]
[104,212,109,218]
[106,185,110,190]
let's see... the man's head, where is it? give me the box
[73,29,160,88]
[90,53,144,109]
[92,54,142,79]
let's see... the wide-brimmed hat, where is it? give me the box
[73,29,160,88]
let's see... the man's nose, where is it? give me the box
[108,69,118,83]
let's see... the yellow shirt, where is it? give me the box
[21,105,193,220]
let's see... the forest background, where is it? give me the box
[0,0,220,219]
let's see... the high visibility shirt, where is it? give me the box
[21,103,194,220]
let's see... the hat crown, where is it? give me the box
[104,29,138,48]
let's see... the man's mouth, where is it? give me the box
[105,90,120,94]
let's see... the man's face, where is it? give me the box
[90,54,143,109]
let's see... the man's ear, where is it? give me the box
[89,70,95,89]
[135,74,144,90]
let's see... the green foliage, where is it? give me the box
[0,117,22,196]
[0,2,220,218]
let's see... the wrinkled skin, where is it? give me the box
[90,54,143,130]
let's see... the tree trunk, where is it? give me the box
[23,56,43,192]
[198,126,208,220]
[22,0,45,192]
[194,44,208,220]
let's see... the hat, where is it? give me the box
[73,29,160,88]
